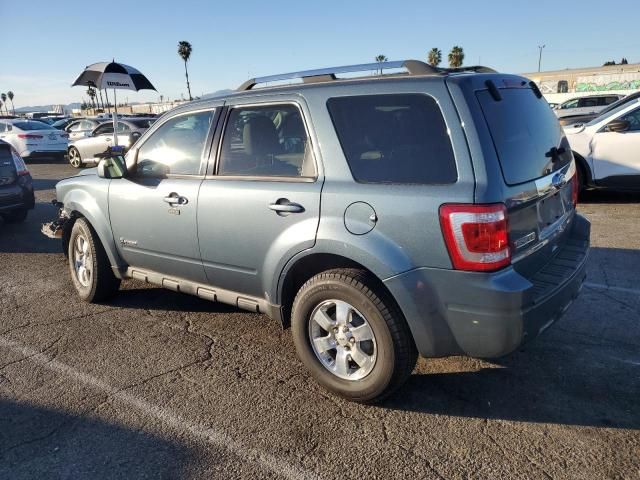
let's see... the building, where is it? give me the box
[522,63,640,104]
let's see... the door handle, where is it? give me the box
[163,192,188,205]
[268,199,304,214]
[105,137,112,142]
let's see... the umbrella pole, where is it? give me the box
[112,88,118,146]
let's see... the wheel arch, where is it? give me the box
[277,252,403,328]
[60,189,125,274]
[572,151,594,187]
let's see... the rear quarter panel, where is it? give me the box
[279,78,476,284]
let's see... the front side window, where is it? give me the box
[619,108,640,132]
[117,122,130,132]
[579,97,598,107]
[561,99,579,109]
[327,94,457,184]
[94,124,114,136]
[136,110,214,177]
[218,104,315,178]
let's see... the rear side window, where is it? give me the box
[327,94,457,184]
[477,87,571,185]
[0,145,16,180]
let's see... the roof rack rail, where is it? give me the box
[444,65,497,74]
[237,59,442,91]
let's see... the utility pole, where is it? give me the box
[538,44,546,72]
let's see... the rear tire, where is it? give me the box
[1,208,28,224]
[68,218,120,302]
[68,147,84,168]
[291,268,417,403]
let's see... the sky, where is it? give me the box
[1,0,638,108]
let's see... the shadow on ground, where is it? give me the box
[0,399,198,479]
[579,189,640,204]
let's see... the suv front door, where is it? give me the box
[591,106,640,187]
[108,108,219,283]
[197,100,322,298]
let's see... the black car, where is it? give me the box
[0,140,34,224]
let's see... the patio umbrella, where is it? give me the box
[72,61,156,145]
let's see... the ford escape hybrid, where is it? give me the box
[44,60,590,403]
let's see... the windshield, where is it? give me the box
[12,121,55,131]
[477,87,572,185]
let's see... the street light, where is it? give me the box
[538,44,546,72]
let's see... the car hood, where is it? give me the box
[75,167,98,176]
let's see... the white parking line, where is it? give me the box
[584,282,640,296]
[0,336,319,480]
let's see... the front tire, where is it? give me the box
[68,147,84,168]
[68,218,120,302]
[291,268,417,403]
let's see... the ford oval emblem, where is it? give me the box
[552,173,566,188]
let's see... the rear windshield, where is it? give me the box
[0,145,16,182]
[12,121,55,131]
[477,88,571,185]
[327,94,457,184]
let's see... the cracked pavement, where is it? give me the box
[0,162,638,479]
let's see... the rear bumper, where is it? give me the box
[21,150,66,160]
[384,214,590,358]
[0,176,35,212]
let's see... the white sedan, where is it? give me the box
[565,97,640,192]
[0,119,68,160]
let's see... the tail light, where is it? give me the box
[439,203,510,272]
[571,171,579,207]
[10,148,29,176]
[17,134,43,139]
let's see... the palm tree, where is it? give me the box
[178,41,193,101]
[7,91,14,114]
[0,93,6,115]
[448,46,465,68]
[375,54,388,74]
[427,48,442,67]
[86,87,96,111]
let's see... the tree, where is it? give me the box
[7,91,14,114]
[86,87,97,110]
[427,48,442,67]
[0,100,3,115]
[375,54,388,74]
[178,41,193,101]
[603,60,616,66]
[621,57,628,65]
[448,46,464,68]
[0,93,6,114]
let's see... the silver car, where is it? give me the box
[67,118,154,168]
[65,118,104,141]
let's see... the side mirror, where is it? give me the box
[97,157,126,179]
[606,119,630,133]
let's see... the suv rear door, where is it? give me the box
[449,75,578,273]
[197,98,322,299]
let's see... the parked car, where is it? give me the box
[559,91,640,127]
[46,60,589,402]
[565,96,640,191]
[64,118,103,141]
[0,119,68,160]
[0,140,34,223]
[51,118,78,130]
[67,118,155,168]
[554,94,624,120]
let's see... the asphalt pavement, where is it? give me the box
[0,161,638,479]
